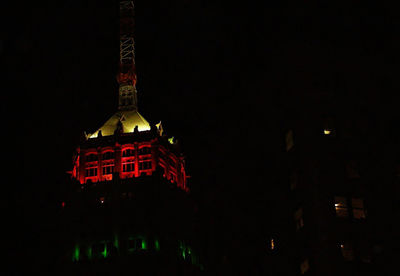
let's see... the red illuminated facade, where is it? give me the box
[72,129,188,192]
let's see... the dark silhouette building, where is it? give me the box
[57,1,202,274]
[271,97,395,276]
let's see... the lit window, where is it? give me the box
[323,129,332,135]
[334,196,348,218]
[340,241,354,261]
[138,147,151,155]
[122,148,135,157]
[122,161,135,172]
[285,129,294,151]
[270,238,275,250]
[352,198,366,219]
[102,151,114,160]
[139,161,152,170]
[294,208,304,230]
[86,153,97,162]
[102,164,114,175]
[85,167,98,177]
[300,258,309,274]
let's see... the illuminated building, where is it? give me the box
[58,1,202,274]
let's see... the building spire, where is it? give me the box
[117,1,138,111]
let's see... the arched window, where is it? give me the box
[86,153,98,162]
[122,148,135,157]
[102,151,114,160]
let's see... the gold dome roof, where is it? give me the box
[88,110,150,138]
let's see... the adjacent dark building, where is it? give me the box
[271,98,396,275]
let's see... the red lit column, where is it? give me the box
[79,148,86,184]
[97,147,103,181]
[115,144,122,178]
[134,142,139,177]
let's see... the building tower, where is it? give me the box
[58,1,202,274]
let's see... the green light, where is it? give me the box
[155,239,160,251]
[73,245,80,262]
[101,245,107,258]
[141,239,147,250]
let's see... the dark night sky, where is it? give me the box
[3,0,400,271]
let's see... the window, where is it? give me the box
[139,161,152,170]
[294,208,304,230]
[340,242,354,261]
[334,196,348,218]
[352,198,366,219]
[122,148,135,157]
[122,161,135,172]
[335,196,366,219]
[300,258,309,274]
[285,129,294,151]
[323,129,332,135]
[102,164,114,175]
[85,167,97,177]
[86,153,97,162]
[270,238,275,250]
[322,118,335,136]
[138,147,151,155]
[102,151,114,160]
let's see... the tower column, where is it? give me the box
[118,0,138,111]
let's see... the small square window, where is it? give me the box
[352,198,366,219]
[334,196,348,218]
